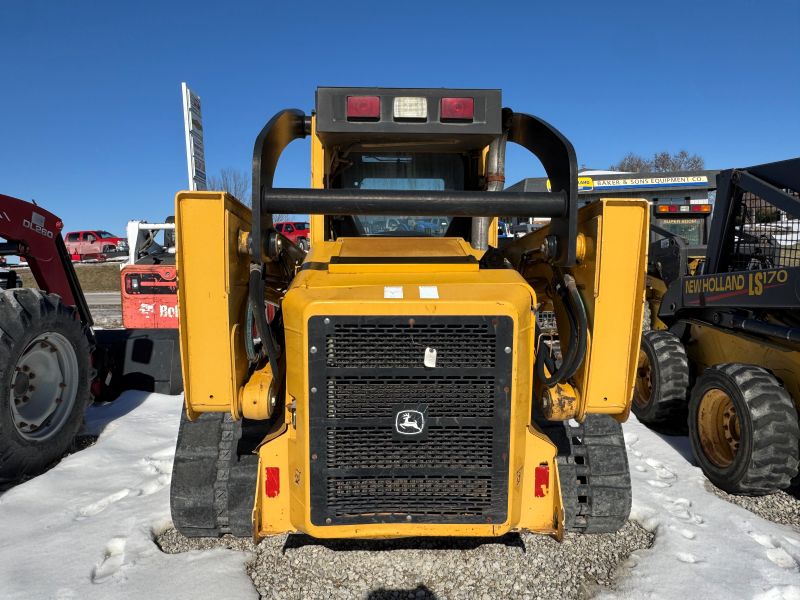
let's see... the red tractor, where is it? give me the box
[0,194,181,487]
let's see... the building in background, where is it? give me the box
[507,169,719,248]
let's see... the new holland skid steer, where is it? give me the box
[635,158,800,495]
[170,88,649,540]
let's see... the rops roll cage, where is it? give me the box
[246,107,579,377]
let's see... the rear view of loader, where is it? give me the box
[170,88,649,540]
[635,158,800,494]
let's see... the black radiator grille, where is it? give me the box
[326,426,494,469]
[325,322,496,368]
[326,375,495,419]
[308,315,513,526]
[327,476,493,517]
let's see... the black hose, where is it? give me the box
[535,273,588,386]
[248,267,280,377]
[245,298,260,363]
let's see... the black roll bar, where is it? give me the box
[263,188,568,218]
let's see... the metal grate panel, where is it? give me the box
[326,375,494,419]
[325,321,496,368]
[308,315,512,526]
[731,189,800,270]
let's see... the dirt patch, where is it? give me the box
[14,262,121,292]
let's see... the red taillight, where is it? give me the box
[691,204,712,213]
[265,467,280,498]
[534,463,549,498]
[346,96,380,120]
[124,275,139,294]
[441,97,474,121]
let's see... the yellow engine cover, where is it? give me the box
[255,237,562,539]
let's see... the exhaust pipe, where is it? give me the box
[472,131,508,250]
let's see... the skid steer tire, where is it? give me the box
[541,414,632,533]
[0,288,93,487]
[688,364,800,495]
[632,330,689,426]
[170,410,258,537]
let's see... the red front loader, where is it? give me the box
[0,194,182,487]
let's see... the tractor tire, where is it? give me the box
[170,410,258,537]
[0,288,93,487]
[688,364,800,495]
[540,414,632,533]
[632,330,689,425]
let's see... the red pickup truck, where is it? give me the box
[64,230,128,260]
[274,221,310,251]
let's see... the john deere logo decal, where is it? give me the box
[395,410,424,435]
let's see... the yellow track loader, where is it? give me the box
[170,88,649,540]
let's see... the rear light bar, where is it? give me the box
[346,96,380,120]
[441,97,474,121]
[656,204,711,213]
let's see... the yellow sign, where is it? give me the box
[546,177,594,192]
[594,175,708,189]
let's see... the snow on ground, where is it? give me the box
[601,416,800,600]
[0,392,256,600]
[0,394,798,599]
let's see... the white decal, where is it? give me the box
[159,304,179,318]
[419,285,439,299]
[139,303,155,315]
[423,347,437,368]
[383,286,403,299]
[23,212,54,238]
[395,410,424,435]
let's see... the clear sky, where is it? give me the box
[1,0,798,235]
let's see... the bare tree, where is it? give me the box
[609,152,652,173]
[207,168,251,205]
[610,150,705,173]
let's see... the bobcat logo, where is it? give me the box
[395,410,424,435]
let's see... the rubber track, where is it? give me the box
[634,330,689,425]
[540,415,632,533]
[170,411,258,537]
[699,364,800,494]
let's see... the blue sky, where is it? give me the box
[1,0,798,235]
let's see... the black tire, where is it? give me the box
[170,410,258,537]
[298,238,309,252]
[632,330,689,425]
[540,414,632,533]
[101,245,115,254]
[688,364,800,495]
[0,288,93,486]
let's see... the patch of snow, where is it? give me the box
[599,415,800,600]
[0,391,256,600]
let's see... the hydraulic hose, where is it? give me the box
[535,273,588,386]
[248,266,281,377]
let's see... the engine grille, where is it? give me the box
[308,315,512,526]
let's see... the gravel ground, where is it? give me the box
[157,521,654,600]
[704,481,800,530]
